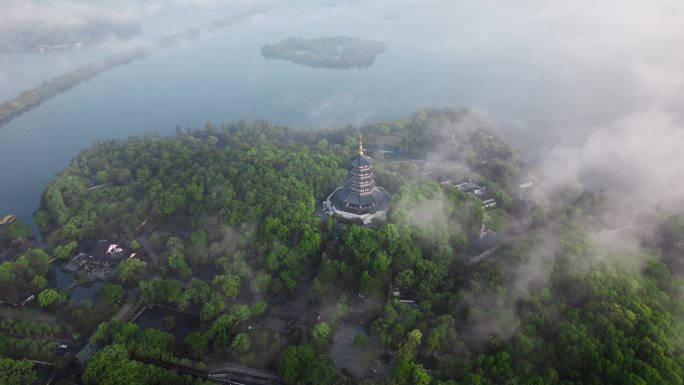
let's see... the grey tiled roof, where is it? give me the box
[465,231,503,258]
[348,154,373,168]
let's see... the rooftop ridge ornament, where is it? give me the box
[358,136,364,156]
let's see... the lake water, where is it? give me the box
[0,4,582,229]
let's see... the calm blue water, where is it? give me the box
[0,5,559,229]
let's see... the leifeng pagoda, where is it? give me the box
[323,139,391,224]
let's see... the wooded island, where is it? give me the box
[261,37,388,69]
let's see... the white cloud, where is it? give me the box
[0,0,272,32]
[538,109,684,210]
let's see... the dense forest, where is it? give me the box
[2,108,683,384]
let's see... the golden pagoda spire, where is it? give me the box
[358,136,364,156]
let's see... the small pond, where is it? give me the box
[134,305,200,341]
[69,280,105,304]
[46,260,76,289]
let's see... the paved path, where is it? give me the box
[0,307,56,324]
[75,302,141,364]
[75,343,98,364]
[137,357,283,385]
[208,361,281,381]
[136,235,159,264]
[112,302,136,321]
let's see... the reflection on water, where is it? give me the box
[46,260,75,289]
[69,280,105,305]
[0,6,479,227]
[134,305,200,341]
[48,261,105,304]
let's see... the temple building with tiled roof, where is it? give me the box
[323,139,391,224]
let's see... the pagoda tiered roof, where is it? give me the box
[324,138,391,223]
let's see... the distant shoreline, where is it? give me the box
[0,11,260,129]
[0,21,142,55]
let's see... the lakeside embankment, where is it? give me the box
[0,11,259,128]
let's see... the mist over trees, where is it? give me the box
[16,109,682,384]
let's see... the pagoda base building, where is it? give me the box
[323,139,391,224]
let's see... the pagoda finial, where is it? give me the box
[358,136,364,156]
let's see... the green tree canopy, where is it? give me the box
[116,258,147,284]
[231,333,252,353]
[0,358,36,385]
[38,288,66,308]
[278,345,336,385]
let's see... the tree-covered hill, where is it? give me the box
[23,109,684,385]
